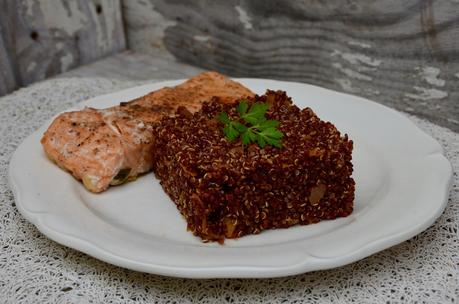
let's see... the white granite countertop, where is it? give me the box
[0,77,457,303]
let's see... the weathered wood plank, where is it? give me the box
[0,0,126,95]
[58,51,203,81]
[0,36,17,96]
[123,0,459,132]
[0,0,19,96]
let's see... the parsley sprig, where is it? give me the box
[217,101,283,148]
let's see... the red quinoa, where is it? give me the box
[152,90,354,243]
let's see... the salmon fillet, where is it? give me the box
[41,72,254,192]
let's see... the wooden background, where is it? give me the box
[0,0,125,96]
[122,0,459,132]
[0,0,457,131]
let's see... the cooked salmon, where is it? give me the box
[41,72,254,192]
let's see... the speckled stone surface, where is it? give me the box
[0,78,457,303]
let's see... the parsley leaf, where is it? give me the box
[237,101,249,116]
[217,112,230,124]
[258,127,283,148]
[241,131,251,145]
[258,120,280,131]
[240,102,269,125]
[217,101,284,148]
[223,124,239,141]
[233,121,247,132]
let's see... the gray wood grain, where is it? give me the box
[0,0,125,95]
[58,50,203,81]
[123,0,459,132]
[0,0,19,96]
[0,37,16,97]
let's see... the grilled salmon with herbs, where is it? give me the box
[41,72,254,193]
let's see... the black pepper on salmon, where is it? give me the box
[41,72,254,193]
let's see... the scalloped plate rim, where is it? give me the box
[8,78,453,278]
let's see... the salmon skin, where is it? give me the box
[41,72,254,193]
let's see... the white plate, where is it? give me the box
[9,79,453,278]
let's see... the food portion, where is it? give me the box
[41,71,355,243]
[152,90,355,243]
[41,72,254,193]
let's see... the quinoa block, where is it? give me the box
[152,90,354,243]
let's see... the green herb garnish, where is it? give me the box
[217,100,283,148]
